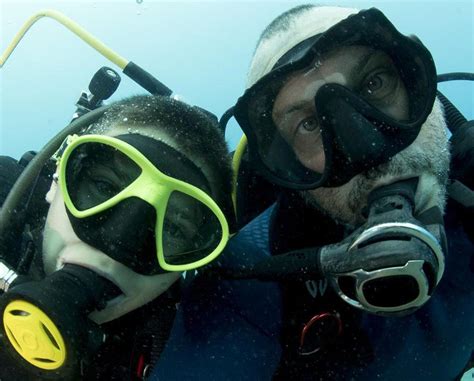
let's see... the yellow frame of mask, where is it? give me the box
[56,134,230,272]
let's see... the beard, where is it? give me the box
[302,98,450,227]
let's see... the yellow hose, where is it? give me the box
[231,134,248,215]
[0,9,128,69]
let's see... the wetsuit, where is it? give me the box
[151,189,474,380]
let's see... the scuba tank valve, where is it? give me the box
[71,67,121,122]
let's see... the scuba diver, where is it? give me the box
[0,94,234,380]
[151,5,474,381]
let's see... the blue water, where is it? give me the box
[1,0,473,379]
[1,0,473,157]
[462,369,474,381]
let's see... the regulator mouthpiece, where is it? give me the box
[0,264,120,378]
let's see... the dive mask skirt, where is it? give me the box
[233,7,437,189]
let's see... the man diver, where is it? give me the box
[0,94,234,380]
[151,5,474,380]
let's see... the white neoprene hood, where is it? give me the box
[246,6,358,88]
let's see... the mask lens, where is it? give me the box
[245,79,323,186]
[244,47,414,185]
[65,142,141,211]
[362,275,420,308]
[162,191,222,266]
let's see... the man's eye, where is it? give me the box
[365,74,384,94]
[165,221,187,241]
[296,117,320,134]
[92,179,118,197]
[360,70,397,100]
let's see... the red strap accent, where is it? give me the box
[136,354,146,378]
[299,312,343,354]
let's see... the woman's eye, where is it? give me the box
[165,221,187,241]
[84,171,116,196]
[93,179,117,196]
[296,117,319,134]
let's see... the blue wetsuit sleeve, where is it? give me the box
[151,210,283,381]
[360,205,474,381]
[153,284,280,381]
[151,203,474,380]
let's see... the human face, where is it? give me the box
[63,137,207,266]
[42,166,182,325]
[56,129,227,273]
[272,46,409,174]
[104,126,227,266]
[42,179,83,274]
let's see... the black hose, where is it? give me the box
[209,247,322,282]
[218,106,234,134]
[0,107,108,266]
[436,72,473,134]
[437,91,467,135]
[437,72,474,83]
[123,62,172,96]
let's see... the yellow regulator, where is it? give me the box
[3,300,66,370]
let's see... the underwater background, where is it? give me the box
[1,0,473,379]
[1,0,473,157]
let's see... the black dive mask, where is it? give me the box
[234,7,437,189]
